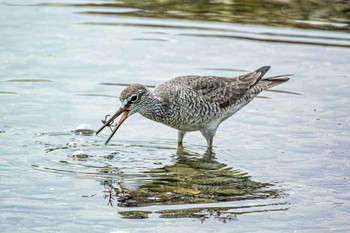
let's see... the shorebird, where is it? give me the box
[96,66,289,149]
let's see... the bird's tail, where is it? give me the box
[237,66,291,91]
[261,74,291,89]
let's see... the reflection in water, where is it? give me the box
[34,132,287,220]
[83,21,350,48]
[38,0,350,32]
[5,79,53,82]
[0,91,17,95]
[155,202,289,222]
[102,149,287,220]
[33,1,350,48]
[179,32,350,48]
[82,21,350,42]
[110,150,279,207]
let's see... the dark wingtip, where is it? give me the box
[247,66,271,86]
[258,66,271,74]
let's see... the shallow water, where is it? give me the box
[1,0,350,232]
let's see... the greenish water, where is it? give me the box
[0,0,349,232]
[41,0,350,32]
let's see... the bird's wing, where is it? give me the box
[154,66,271,109]
[188,66,271,108]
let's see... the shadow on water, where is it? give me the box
[33,129,288,221]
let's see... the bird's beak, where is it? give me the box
[96,108,130,145]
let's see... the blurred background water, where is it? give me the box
[0,0,349,232]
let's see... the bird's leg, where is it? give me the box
[200,128,216,150]
[177,130,186,148]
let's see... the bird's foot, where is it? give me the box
[204,147,215,156]
[177,141,184,150]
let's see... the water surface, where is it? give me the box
[0,0,349,232]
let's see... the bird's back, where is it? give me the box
[151,66,289,131]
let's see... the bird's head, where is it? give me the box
[96,84,149,144]
[119,84,149,116]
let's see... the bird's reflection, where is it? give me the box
[103,148,279,208]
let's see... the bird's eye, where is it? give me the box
[130,95,138,102]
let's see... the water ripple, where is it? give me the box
[32,130,287,219]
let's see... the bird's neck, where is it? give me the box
[139,92,166,122]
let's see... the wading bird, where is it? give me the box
[96,66,289,150]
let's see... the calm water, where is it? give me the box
[1,0,350,232]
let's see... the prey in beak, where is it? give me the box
[96,83,148,145]
[96,108,130,145]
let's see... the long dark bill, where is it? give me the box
[96,108,129,145]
